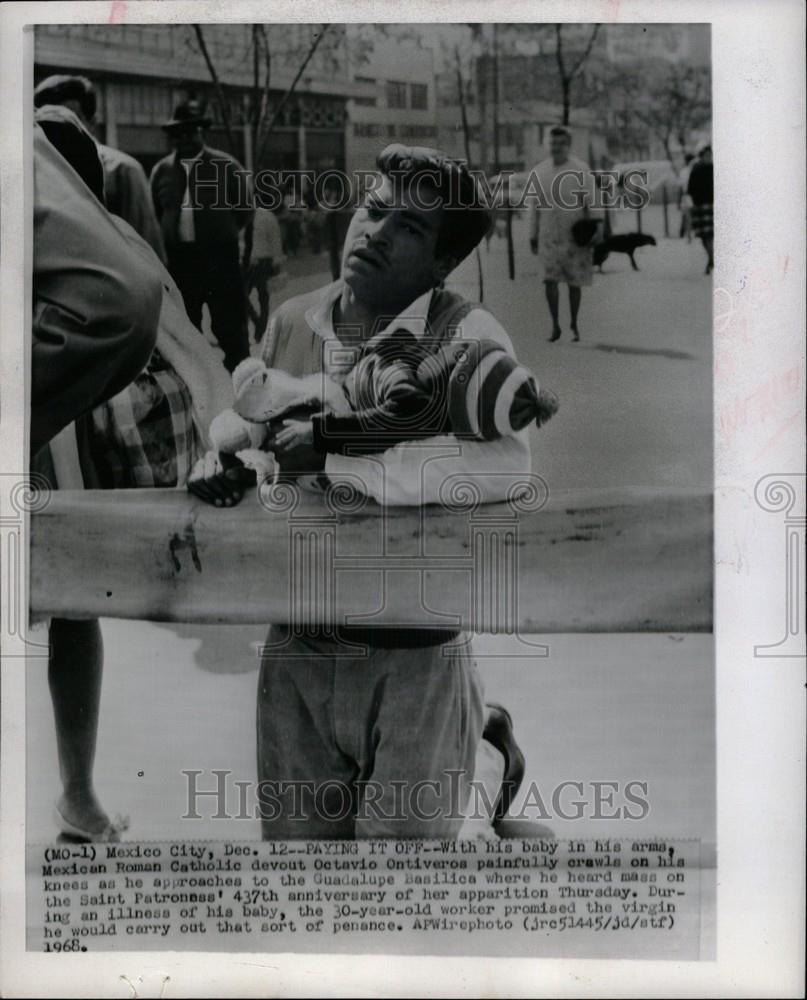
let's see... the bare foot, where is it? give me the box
[548,327,562,342]
[571,326,580,342]
[55,789,113,839]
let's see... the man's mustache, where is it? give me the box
[349,240,389,268]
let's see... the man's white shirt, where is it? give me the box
[177,150,204,243]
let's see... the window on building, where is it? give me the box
[353,96,378,107]
[410,83,428,110]
[386,80,408,109]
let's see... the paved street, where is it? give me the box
[27,215,714,855]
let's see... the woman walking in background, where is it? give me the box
[688,142,714,275]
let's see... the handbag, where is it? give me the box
[571,218,599,248]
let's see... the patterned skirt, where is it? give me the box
[691,203,713,239]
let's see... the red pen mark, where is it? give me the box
[752,409,804,462]
[108,0,126,23]
[718,365,803,446]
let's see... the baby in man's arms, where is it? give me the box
[209,326,558,482]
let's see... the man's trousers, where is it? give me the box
[167,241,249,373]
[256,626,485,839]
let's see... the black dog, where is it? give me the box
[593,233,657,271]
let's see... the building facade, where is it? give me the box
[33,24,373,175]
[343,32,439,174]
[433,22,710,173]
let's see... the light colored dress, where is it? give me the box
[528,154,598,287]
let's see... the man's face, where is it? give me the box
[171,126,205,160]
[341,173,449,309]
[549,133,571,165]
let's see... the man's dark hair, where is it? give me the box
[549,125,573,142]
[376,144,491,265]
[34,75,97,122]
[34,106,105,205]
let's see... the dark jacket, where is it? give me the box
[150,146,253,252]
[99,144,166,262]
[687,160,713,206]
[32,123,161,456]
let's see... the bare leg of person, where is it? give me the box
[703,236,714,274]
[544,281,561,341]
[48,618,110,835]
[569,285,582,341]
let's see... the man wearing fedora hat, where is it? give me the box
[151,98,253,371]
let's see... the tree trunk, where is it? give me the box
[254,24,329,168]
[455,45,484,302]
[562,80,571,125]
[193,25,237,156]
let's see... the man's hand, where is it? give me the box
[187,450,257,507]
[274,419,314,454]
[529,237,538,255]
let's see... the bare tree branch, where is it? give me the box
[555,24,566,81]
[569,24,601,80]
[254,24,273,161]
[192,24,237,155]
[453,42,484,302]
[254,23,331,168]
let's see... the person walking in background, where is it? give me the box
[688,142,714,275]
[33,74,166,262]
[678,151,695,243]
[277,177,304,257]
[322,174,353,281]
[150,99,253,371]
[242,204,287,342]
[528,125,602,343]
